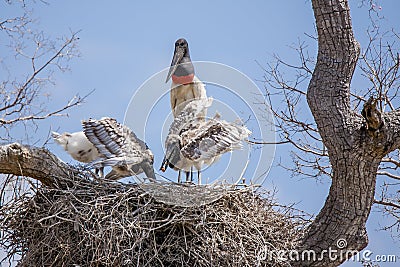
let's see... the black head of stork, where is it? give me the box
[165,38,195,84]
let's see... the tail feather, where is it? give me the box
[90,156,141,168]
[104,169,127,180]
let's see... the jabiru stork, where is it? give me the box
[82,117,156,182]
[160,98,251,184]
[166,38,207,118]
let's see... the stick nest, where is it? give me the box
[1,175,309,267]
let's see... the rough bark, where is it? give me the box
[293,0,400,266]
[0,143,79,187]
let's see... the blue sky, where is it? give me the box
[2,0,400,265]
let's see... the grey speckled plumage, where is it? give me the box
[82,117,155,181]
[180,118,251,162]
[161,98,251,183]
[168,97,213,136]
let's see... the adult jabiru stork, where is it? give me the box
[166,38,207,118]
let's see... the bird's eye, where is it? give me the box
[179,42,185,47]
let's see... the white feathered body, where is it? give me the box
[52,131,101,163]
[170,76,207,118]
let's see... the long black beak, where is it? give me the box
[160,144,180,172]
[165,46,185,83]
[160,156,169,172]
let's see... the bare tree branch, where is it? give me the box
[1,5,83,142]
[0,143,79,187]
[374,199,400,209]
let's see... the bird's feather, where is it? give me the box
[169,97,213,135]
[170,76,207,118]
[82,117,155,180]
[163,98,251,175]
[52,131,100,163]
[82,117,147,159]
[181,120,251,161]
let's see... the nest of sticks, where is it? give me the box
[0,172,309,267]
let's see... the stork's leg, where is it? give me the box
[185,171,190,183]
[95,167,104,178]
[177,170,181,183]
[190,167,193,183]
[198,170,201,185]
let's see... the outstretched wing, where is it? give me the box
[180,119,251,161]
[82,117,146,166]
[169,97,213,135]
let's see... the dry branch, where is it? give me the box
[0,143,82,187]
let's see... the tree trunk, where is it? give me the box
[294,0,400,266]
